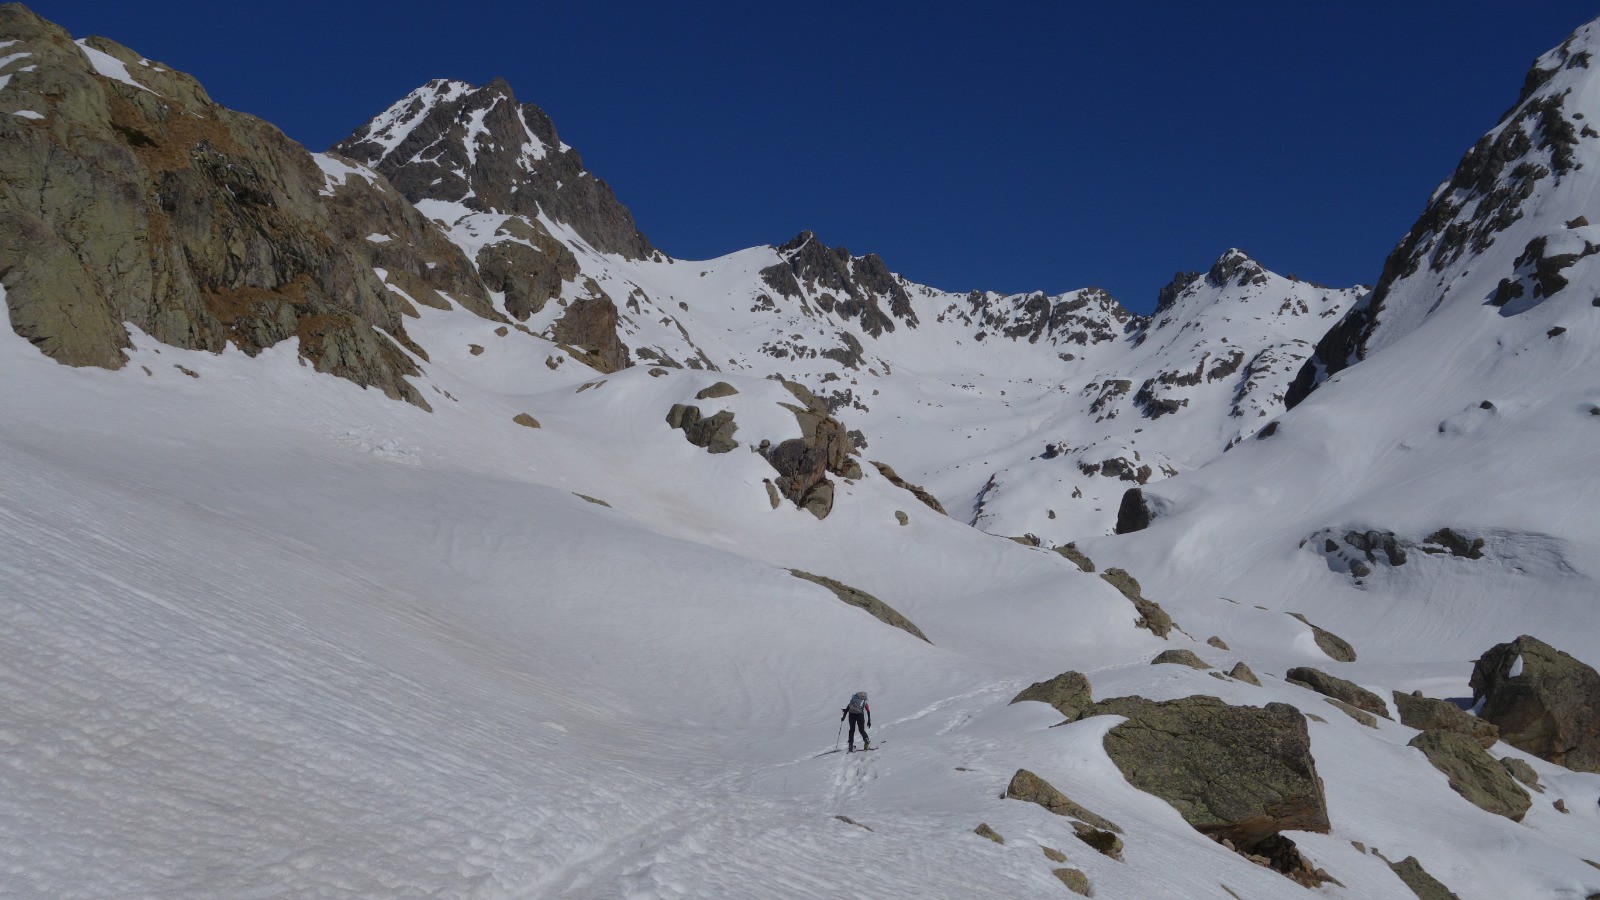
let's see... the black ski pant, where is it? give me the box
[847,712,869,746]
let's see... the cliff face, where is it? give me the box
[0,4,495,407]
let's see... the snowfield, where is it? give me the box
[2,286,1597,898]
[6,5,1600,898]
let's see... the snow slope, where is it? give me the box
[5,7,1600,899]
[3,271,1598,897]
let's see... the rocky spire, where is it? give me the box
[335,78,656,260]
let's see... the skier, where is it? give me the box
[841,691,872,751]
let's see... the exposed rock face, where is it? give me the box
[1386,855,1462,900]
[788,569,928,642]
[552,296,631,373]
[1470,635,1600,772]
[869,460,947,515]
[1098,568,1175,638]
[1394,691,1498,749]
[762,382,859,519]
[334,78,655,259]
[474,217,579,319]
[512,413,540,429]
[0,6,459,407]
[1080,695,1330,852]
[1113,488,1154,534]
[665,404,737,453]
[1285,667,1389,719]
[760,231,916,338]
[1151,649,1210,670]
[973,823,1003,844]
[1010,670,1092,719]
[1407,730,1531,821]
[1287,612,1358,662]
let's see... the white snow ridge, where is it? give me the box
[2,5,1600,900]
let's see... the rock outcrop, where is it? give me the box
[1010,671,1092,719]
[1052,868,1092,895]
[1227,662,1261,686]
[1098,568,1175,638]
[1151,649,1210,670]
[1386,855,1462,900]
[1079,695,1329,859]
[869,460,946,515]
[1113,487,1154,534]
[1394,691,1498,749]
[1005,769,1122,834]
[1498,756,1542,791]
[1287,612,1357,662]
[665,404,737,453]
[0,6,466,407]
[1053,544,1095,572]
[473,217,579,319]
[788,569,928,643]
[1286,667,1389,719]
[1470,635,1600,773]
[1407,730,1531,821]
[552,295,631,373]
[762,382,860,519]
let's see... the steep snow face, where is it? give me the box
[1293,19,1600,401]
[335,79,656,259]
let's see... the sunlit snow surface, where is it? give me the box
[4,13,1600,897]
[1,280,1596,898]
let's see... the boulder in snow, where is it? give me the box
[1407,730,1531,821]
[1393,691,1498,748]
[1287,612,1357,662]
[1285,667,1389,719]
[1151,649,1210,670]
[1470,635,1600,773]
[1010,670,1093,719]
[1079,695,1330,852]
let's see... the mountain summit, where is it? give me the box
[335,78,657,259]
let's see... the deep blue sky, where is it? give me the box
[37,2,1600,312]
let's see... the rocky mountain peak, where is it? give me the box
[334,78,656,260]
[1205,248,1268,289]
[759,231,918,337]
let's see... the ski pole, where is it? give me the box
[835,719,844,751]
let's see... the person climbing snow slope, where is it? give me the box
[841,691,871,751]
